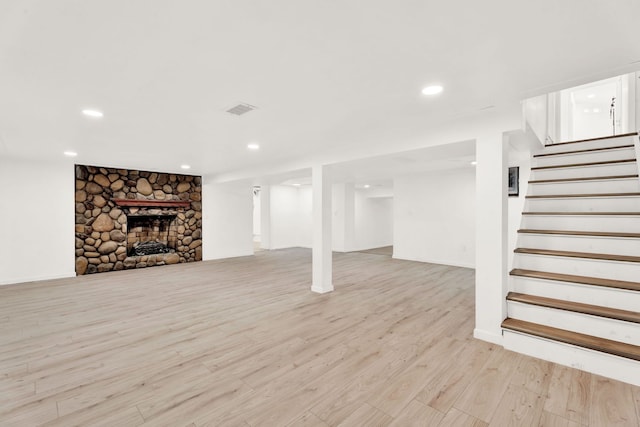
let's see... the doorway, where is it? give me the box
[559,75,631,141]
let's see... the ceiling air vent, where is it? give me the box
[226,103,257,116]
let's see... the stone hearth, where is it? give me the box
[74,165,202,275]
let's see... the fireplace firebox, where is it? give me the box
[126,214,177,256]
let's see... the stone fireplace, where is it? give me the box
[74,165,202,275]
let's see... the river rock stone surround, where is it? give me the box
[74,165,202,275]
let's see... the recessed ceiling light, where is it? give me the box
[247,143,260,150]
[292,183,301,187]
[82,109,104,118]
[470,161,477,165]
[63,151,77,157]
[421,85,443,96]
[583,109,590,113]
[593,108,600,113]
[363,184,370,189]
[587,94,595,99]
[180,164,191,170]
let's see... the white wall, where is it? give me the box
[332,184,347,251]
[523,94,548,144]
[353,192,393,251]
[393,168,475,268]
[269,183,392,252]
[0,157,76,285]
[269,185,312,249]
[507,150,532,271]
[202,180,254,260]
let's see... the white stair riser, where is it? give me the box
[517,234,640,256]
[521,215,640,233]
[525,196,640,211]
[510,276,640,312]
[542,135,639,154]
[502,331,640,387]
[507,301,640,346]
[533,148,636,168]
[530,163,638,180]
[527,179,639,195]
[513,254,640,282]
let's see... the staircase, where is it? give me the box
[501,132,640,386]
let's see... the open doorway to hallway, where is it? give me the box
[558,74,633,141]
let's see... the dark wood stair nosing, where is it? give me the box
[501,318,640,361]
[544,132,638,147]
[517,229,640,238]
[510,268,640,292]
[526,192,640,199]
[531,158,636,170]
[534,144,635,158]
[529,174,639,184]
[514,247,640,263]
[506,292,640,324]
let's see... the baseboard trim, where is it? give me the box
[0,271,76,286]
[474,328,503,345]
[202,250,255,261]
[311,285,334,294]
[392,254,475,269]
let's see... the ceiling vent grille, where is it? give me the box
[226,103,257,116]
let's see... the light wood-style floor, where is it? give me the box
[1,248,638,426]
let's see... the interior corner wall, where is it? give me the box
[393,168,475,268]
[0,158,76,285]
[202,180,253,260]
[332,184,347,251]
[353,192,393,251]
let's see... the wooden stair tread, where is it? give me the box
[514,248,640,263]
[501,318,640,361]
[522,211,640,216]
[526,192,640,199]
[517,229,640,238]
[529,174,639,184]
[531,158,636,170]
[506,292,640,324]
[534,144,635,158]
[510,268,640,291]
[545,132,638,147]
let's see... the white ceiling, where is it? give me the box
[1,1,639,179]
[258,139,475,191]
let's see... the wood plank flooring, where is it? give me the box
[1,248,638,426]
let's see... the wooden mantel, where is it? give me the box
[113,199,191,208]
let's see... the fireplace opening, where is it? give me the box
[126,214,177,256]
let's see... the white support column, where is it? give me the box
[312,165,333,293]
[259,185,271,250]
[474,133,508,345]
